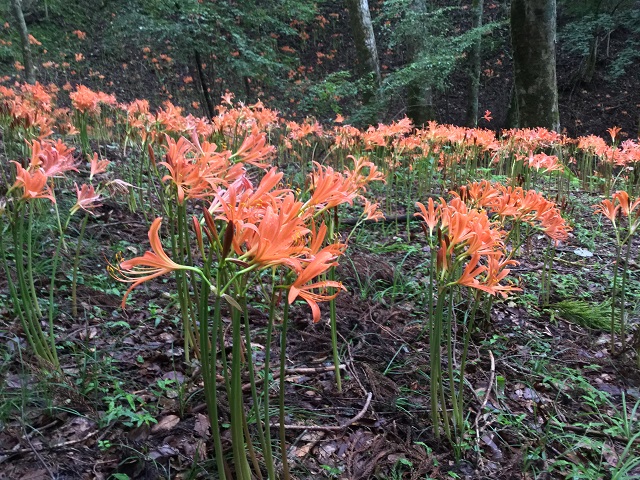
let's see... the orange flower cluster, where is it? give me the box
[70,85,117,115]
[594,190,640,235]
[455,181,571,242]
[117,152,384,321]
[0,82,61,138]
[415,197,520,297]
[521,152,564,173]
[9,140,101,213]
[158,128,275,204]
[578,134,640,168]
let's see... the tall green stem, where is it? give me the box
[279,299,291,480]
[71,214,89,317]
[200,283,226,479]
[328,210,342,392]
[445,288,460,447]
[26,203,42,319]
[241,292,272,478]
[611,243,622,354]
[618,240,633,354]
[230,304,252,480]
[262,283,278,480]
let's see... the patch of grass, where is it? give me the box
[550,299,616,331]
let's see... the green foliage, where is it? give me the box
[558,0,640,80]
[106,0,317,98]
[378,1,498,91]
[298,70,359,120]
[101,382,157,428]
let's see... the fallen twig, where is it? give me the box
[271,392,373,431]
[548,419,640,445]
[0,424,105,457]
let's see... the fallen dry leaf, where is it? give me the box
[151,414,180,433]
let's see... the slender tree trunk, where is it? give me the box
[406,0,435,126]
[465,0,484,127]
[407,83,435,126]
[511,0,560,131]
[505,83,519,128]
[11,0,36,84]
[194,49,215,120]
[346,0,382,89]
[580,35,599,83]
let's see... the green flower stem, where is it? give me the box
[446,288,459,444]
[71,213,89,317]
[261,280,278,480]
[327,211,342,392]
[611,242,622,354]
[0,221,41,361]
[11,205,57,367]
[279,299,291,480]
[242,409,263,480]
[199,279,227,480]
[430,288,447,440]
[618,239,633,354]
[230,305,252,480]
[13,211,38,334]
[240,286,271,478]
[26,203,43,319]
[457,295,479,432]
[169,201,196,362]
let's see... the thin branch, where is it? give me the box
[271,392,373,431]
[0,427,103,457]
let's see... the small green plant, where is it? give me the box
[101,383,157,428]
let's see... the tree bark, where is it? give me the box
[405,0,435,126]
[11,0,36,84]
[346,0,382,88]
[510,0,560,131]
[407,83,435,126]
[194,49,215,120]
[465,0,484,127]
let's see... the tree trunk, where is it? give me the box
[505,83,519,128]
[405,0,435,126]
[194,49,215,120]
[580,35,599,83]
[11,0,36,84]
[407,83,435,126]
[510,0,559,131]
[465,0,484,127]
[346,0,382,88]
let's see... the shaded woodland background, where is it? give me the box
[2,0,640,137]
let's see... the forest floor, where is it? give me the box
[1,167,640,479]
[2,1,640,479]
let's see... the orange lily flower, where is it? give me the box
[231,131,275,168]
[237,205,308,269]
[454,254,487,291]
[11,162,55,203]
[112,218,191,308]
[482,255,521,298]
[288,249,346,323]
[363,199,385,222]
[30,140,78,177]
[415,198,441,236]
[612,191,640,218]
[90,152,110,179]
[304,162,358,212]
[71,183,101,215]
[593,198,620,227]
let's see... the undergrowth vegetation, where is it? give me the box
[1,82,640,478]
